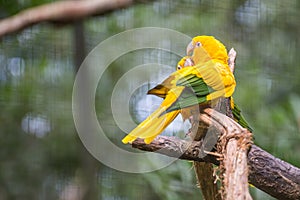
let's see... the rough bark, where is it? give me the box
[191,108,252,200]
[131,109,300,200]
[200,108,252,200]
[216,121,252,200]
[248,146,300,200]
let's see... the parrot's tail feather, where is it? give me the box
[144,136,157,144]
[122,87,183,144]
[122,106,166,144]
[121,135,137,144]
[141,110,180,144]
[122,107,180,144]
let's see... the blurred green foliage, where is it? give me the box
[0,0,54,16]
[0,0,299,199]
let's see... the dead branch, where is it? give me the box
[131,109,300,200]
[201,109,252,200]
[0,0,135,38]
[187,108,252,200]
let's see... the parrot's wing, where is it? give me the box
[165,73,214,113]
[146,66,213,113]
[147,84,168,98]
[147,72,177,98]
[147,65,207,99]
[163,60,234,113]
[147,74,175,98]
[193,60,236,99]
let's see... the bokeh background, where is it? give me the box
[1,0,299,199]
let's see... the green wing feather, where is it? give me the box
[166,74,215,113]
[147,71,253,132]
[231,102,253,132]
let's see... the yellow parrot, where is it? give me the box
[178,56,252,131]
[147,55,252,132]
[122,36,238,144]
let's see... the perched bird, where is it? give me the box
[122,36,238,144]
[123,36,252,200]
[185,36,253,200]
[178,57,252,131]
[185,36,234,200]
[148,45,252,132]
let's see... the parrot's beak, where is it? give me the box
[184,58,194,67]
[186,41,194,56]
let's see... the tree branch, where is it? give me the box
[0,0,136,38]
[248,145,300,199]
[131,110,300,200]
[201,108,252,200]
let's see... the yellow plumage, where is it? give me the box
[122,36,236,144]
[122,87,183,144]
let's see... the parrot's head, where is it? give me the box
[186,36,228,64]
[177,56,194,70]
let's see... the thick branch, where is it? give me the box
[132,136,219,164]
[131,111,300,200]
[0,0,135,37]
[202,108,252,200]
[133,139,300,200]
[248,146,300,200]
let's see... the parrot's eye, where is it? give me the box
[196,42,202,47]
[177,65,182,70]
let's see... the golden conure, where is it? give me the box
[122,36,241,144]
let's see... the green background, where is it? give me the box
[0,0,299,199]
